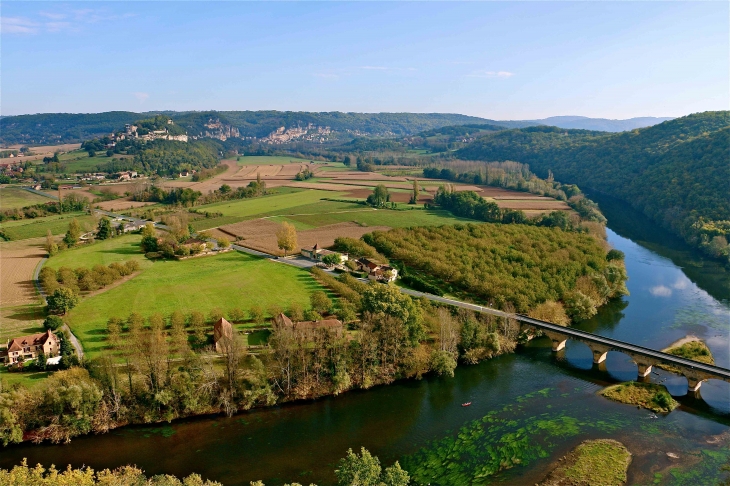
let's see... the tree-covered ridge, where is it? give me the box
[455,111,730,261]
[0,111,143,144]
[0,111,505,144]
[364,224,627,318]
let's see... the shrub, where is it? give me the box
[43,315,64,331]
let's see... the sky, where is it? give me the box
[1,2,728,119]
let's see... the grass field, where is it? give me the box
[0,186,51,209]
[57,150,127,173]
[45,233,150,270]
[284,207,470,228]
[65,251,325,358]
[0,367,51,389]
[0,212,97,240]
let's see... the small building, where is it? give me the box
[300,243,348,264]
[213,317,233,353]
[356,258,398,283]
[273,313,343,336]
[122,221,145,233]
[4,330,60,365]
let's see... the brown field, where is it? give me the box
[214,220,390,256]
[94,198,156,211]
[330,172,408,181]
[494,199,570,210]
[5,143,82,162]
[0,237,45,306]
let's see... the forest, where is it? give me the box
[363,224,628,319]
[455,111,730,262]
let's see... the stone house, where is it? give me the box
[300,243,348,264]
[3,330,60,365]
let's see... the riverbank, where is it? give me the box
[540,439,631,486]
[600,382,678,413]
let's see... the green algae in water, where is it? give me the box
[401,388,630,485]
[666,449,730,485]
[139,425,176,438]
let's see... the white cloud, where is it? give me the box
[672,277,689,290]
[1,16,39,34]
[360,66,388,71]
[39,12,67,20]
[133,92,150,103]
[649,285,672,297]
[466,70,515,79]
[2,9,135,35]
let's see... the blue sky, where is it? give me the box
[2,2,728,119]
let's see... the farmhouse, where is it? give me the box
[356,258,398,283]
[213,317,234,353]
[273,313,344,336]
[300,243,348,264]
[2,330,60,365]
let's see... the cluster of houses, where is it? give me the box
[115,170,138,181]
[1,330,61,366]
[121,122,189,143]
[300,244,398,283]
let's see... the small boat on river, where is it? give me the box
[461,402,472,407]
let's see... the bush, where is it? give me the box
[606,249,625,261]
[430,350,457,377]
[43,315,64,331]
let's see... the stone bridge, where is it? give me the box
[516,314,730,393]
[396,288,730,395]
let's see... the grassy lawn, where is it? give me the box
[0,212,97,240]
[45,233,150,270]
[0,186,51,209]
[65,251,325,358]
[0,367,51,389]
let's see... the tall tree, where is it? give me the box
[96,217,113,240]
[276,222,298,256]
[63,218,81,246]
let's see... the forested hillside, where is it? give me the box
[0,112,143,145]
[456,111,730,261]
[0,111,499,145]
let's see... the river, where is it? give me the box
[2,198,729,485]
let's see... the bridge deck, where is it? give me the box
[399,288,730,381]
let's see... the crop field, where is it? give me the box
[0,237,46,306]
[197,189,343,219]
[0,186,51,209]
[44,233,151,270]
[235,155,314,165]
[283,207,470,229]
[64,251,325,358]
[0,212,97,240]
[215,220,391,255]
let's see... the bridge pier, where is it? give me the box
[544,331,568,352]
[686,377,703,393]
[637,363,653,378]
[587,343,610,364]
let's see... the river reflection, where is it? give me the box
[1,206,729,485]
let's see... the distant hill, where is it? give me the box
[456,111,730,261]
[0,111,500,145]
[515,116,674,132]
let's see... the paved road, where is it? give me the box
[22,187,58,200]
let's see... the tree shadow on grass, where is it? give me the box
[5,305,45,322]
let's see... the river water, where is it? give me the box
[2,198,729,485]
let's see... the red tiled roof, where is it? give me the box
[7,330,56,352]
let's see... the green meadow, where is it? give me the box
[0,212,96,240]
[65,251,325,358]
[0,186,51,210]
[45,233,150,270]
[57,150,128,173]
